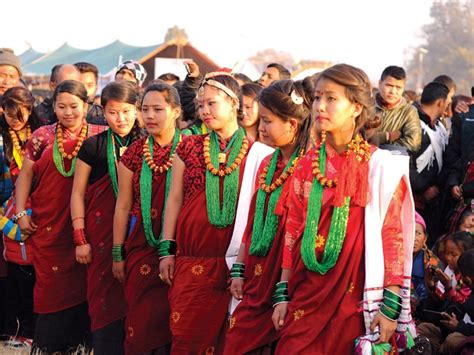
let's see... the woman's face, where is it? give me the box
[258,103,295,148]
[240,95,259,128]
[197,85,237,131]
[4,105,29,131]
[313,78,359,135]
[445,240,463,271]
[141,91,178,138]
[413,223,427,254]
[459,214,474,234]
[104,100,136,137]
[54,92,87,129]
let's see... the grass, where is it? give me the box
[0,342,91,354]
[0,341,30,354]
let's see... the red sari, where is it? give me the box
[85,174,127,331]
[225,155,291,354]
[169,134,249,354]
[275,144,405,354]
[24,124,100,314]
[120,138,171,354]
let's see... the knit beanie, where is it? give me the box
[0,48,22,77]
[116,60,147,87]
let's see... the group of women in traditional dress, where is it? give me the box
[7,62,415,355]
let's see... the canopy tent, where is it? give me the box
[19,48,45,67]
[23,40,160,75]
[21,40,220,85]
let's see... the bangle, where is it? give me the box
[112,244,126,262]
[230,263,245,279]
[272,281,290,307]
[14,210,28,222]
[72,216,85,223]
[379,288,402,320]
[379,306,398,322]
[73,228,88,246]
[157,239,177,259]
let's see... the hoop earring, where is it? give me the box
[289,130,297,145]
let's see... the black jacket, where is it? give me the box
[409,105,446,194]
[34,98,107,126]
[444,104,474,197]
[456,292,474,336]
[34,97,56,126]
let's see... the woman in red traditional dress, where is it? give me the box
[159,72,251,354]
[0,86,40,347]
[272,64,416,354]
[113,81,182,354]
[15,80,106,353]
[70,81,142,355]
[239,83,263,143]
[225,79,313,354]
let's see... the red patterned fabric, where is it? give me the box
[85,174,126,331]
[27,142,86,313]
[169,134,250,354]
[175,135,206,205]
[225,154,291,353]
[120,138,172,354]
[23,123,102,314]
[276,144,406,354]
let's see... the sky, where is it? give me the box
[3,0,435,83]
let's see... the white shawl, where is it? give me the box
[359,149,416,353]
[226,142,274,314]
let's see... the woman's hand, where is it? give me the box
[229,278,244,300]
[435,268,451,288]
[451,185,463,200]
[440,312,459,330]
[18,215,37,235]
[424,265,436,290]
[75,244,92,264]
[370,312,397,344]
[112,261,126,282]
[159,256,175,285]
[272,303,289,330]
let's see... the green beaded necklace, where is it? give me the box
[249,148,300,256]
[107,130,131,197]
[52,126,87,177]
[140,130,181,248]
[300,143,351,274]
[206,128,245,229]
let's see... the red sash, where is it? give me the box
[225,164,290,353]
[275,200,365,354]
[85,174,127,331]
[29,141,87,314]
[169,158,247,355]
[124,173,171,354]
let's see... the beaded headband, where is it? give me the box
[198,72,239,102]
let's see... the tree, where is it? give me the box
[406,0,473,94]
